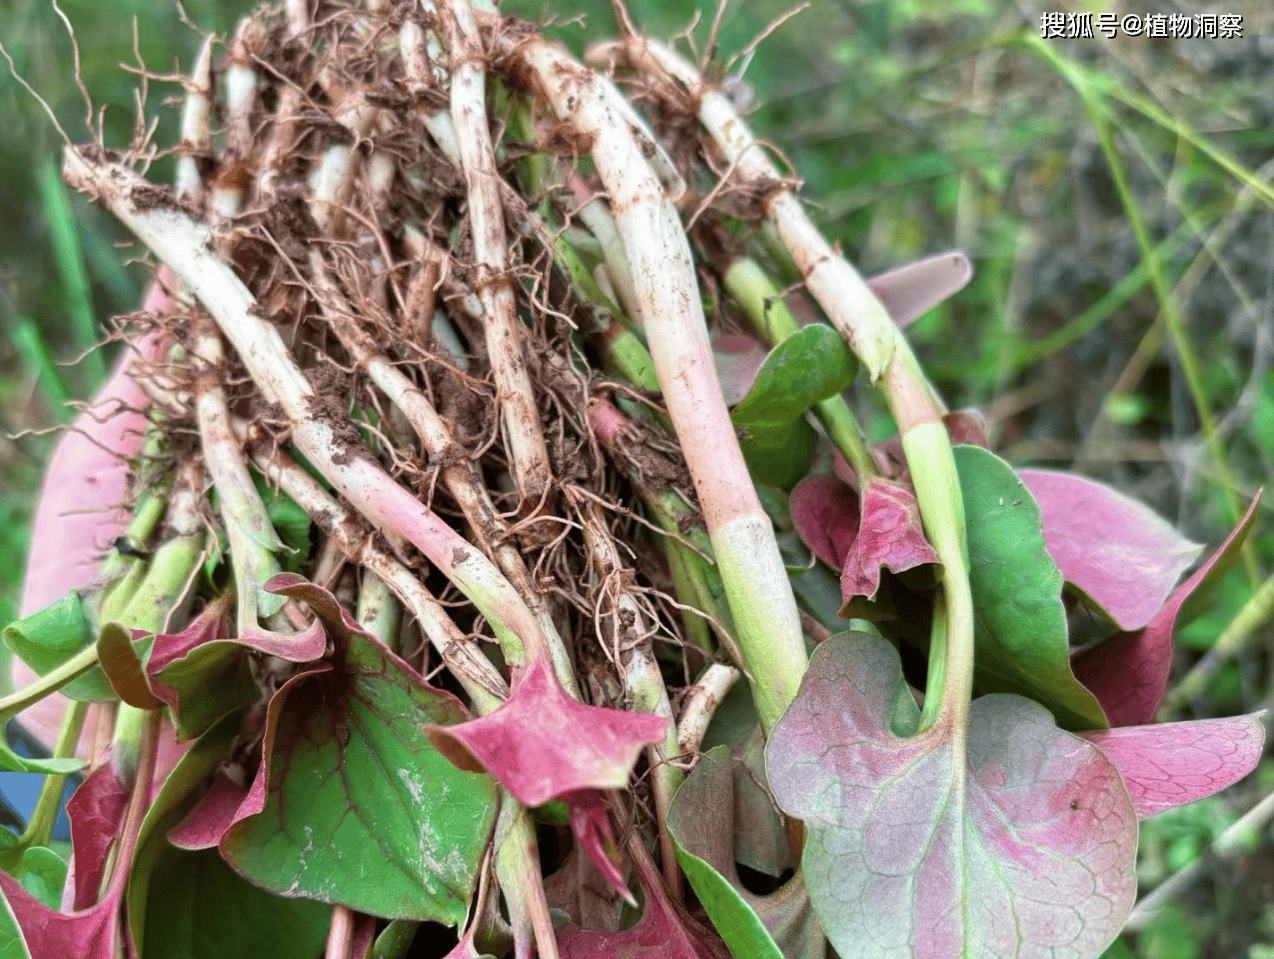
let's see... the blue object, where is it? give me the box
[0,721,76,842]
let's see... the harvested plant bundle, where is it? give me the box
[1,3,1266,958]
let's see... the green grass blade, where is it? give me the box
[37,155,105,388]
[11,318,72,420]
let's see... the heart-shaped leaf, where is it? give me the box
[1079,714,1264,819]
[211,577,497,923]
[767,633,1138,959]
[9,846,67,910]
[97,623,163,709]
[425,655,668,807]
[1071,494,1261,726]
[699,683,793,879]
[1019,470,1204,631]
[668,745,820,959]
[730,325,858,488]
[955,445,1108,730]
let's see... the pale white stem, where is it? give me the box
[507,34,806,733]
[611,39,977,734]
[63,152,550,671]
[599,38,901,381]
[224,17,263,160]
[247,436,507,711]
[175,35,213,204]
[676,663,741,756]
[437,0,553,514]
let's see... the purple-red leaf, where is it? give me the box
[1072,494,1261,726]
[0,877,120,959]
[564,789,633,904]
[840,478,937,604]
[767,633,1138,959]
[65,763,128,910]
[425,656,668,807]
[1019,470,1204,631]
[788,474,859,569]
[1080,714,1265,819]
[166,771,254,850]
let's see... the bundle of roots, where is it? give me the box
[13,0,972,955]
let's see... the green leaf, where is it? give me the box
[150,642,259,741]
[127,709,245,955]
[221,631,498,922]
[143,846,331,959]
[2,593,116,703]
[667,746,815,959]
[10,847,67,910]
[954,445,1108,730]
[254,476,312,572]
[731,326,858,488]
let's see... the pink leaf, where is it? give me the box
[1019,470,1204,631]
[65,764,128,910]
[1080,714,1265,819]
[866,251,972,328]
[425,656,668,807]
[167,772,253,850]
[840,478,937,603]
[788,474,859,568]
[144,593,235,693]
[564,789,633,904]
[1072,494,1261,726]
[0,875,121,959]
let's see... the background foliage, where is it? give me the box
[1,1,1272,955]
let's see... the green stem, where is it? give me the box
[0,644,101,719]
[19,698,88,847]
[110,703,149,786]
[97,488,169,623]
[116,532,205,634]
[357,569,401,653]
[493,797,560,959]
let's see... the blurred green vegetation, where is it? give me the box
[2,1,1274,955]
